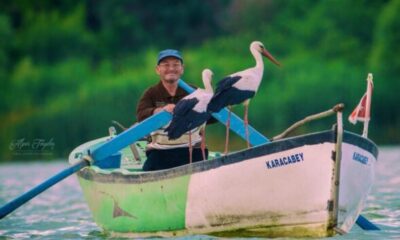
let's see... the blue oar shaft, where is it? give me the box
[0,160,88,219]
[91,111,172,162]
[178,79,269,146]
[356,214,380,230]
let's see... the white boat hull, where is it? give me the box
[69,130,378,237]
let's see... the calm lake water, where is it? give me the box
[0,146,399,239]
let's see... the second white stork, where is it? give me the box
[165,69,214,162]
[207,41,280,153]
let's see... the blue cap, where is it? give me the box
[157,49,183,65]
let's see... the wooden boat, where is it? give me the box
[68,105,378,238]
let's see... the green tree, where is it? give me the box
[369,0,400,142]
[0,14,13,114]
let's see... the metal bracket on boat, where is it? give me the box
[272,103,344,141]
[109,126,117,138]
[82,154,94,166]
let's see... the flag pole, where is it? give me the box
[362,73,373,138]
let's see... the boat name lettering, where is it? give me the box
[265,152,304,169]
[352,152,368,165]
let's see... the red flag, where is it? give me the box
[349,74,373,124]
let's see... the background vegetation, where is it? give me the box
[1,0,399,161]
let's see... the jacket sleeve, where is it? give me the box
[136,89,156,122]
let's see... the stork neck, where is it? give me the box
[251,46,264,70]
[203,78,213,93]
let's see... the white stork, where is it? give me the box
[165,69,214,162]
[207,41,280,153]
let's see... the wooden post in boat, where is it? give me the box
[332,106,344,233]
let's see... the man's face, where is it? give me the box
[156,57,184,84]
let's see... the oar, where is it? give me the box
[0,111,172,219]
[356,214,380,230]
[178,79,269,146]
[178,79,380,231]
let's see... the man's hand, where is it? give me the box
[163,104,175,113]
[154,104,175,114]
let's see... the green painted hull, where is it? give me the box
[78,173,189,233]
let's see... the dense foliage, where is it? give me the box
[1,0,399,161]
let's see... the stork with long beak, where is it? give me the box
[165,69,214,162]
[207,41,280,154]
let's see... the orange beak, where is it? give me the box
[262,48,281,67]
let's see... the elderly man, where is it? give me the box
[136,49,209,171]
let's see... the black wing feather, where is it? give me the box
[208,75,243,112]
[165,98,211,139]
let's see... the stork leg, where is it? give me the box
[244,100,250,148]
[188,131,193,164]
[224,106,231,155]
[200,126,207,160]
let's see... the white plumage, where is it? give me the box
[165,69,214,162]
[207,41,280,153]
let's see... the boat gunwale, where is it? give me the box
[77,129,378,184]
